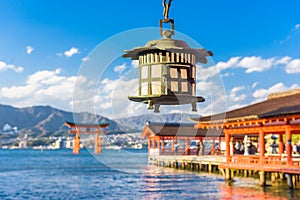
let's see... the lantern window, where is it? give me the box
[141,82,148,95]
[151,65,162,78]
[170,68,178,78]
[151,81,161,95]
[141,66,148,79]
[171,81,178,92]
[181,82,188,92]
[180,68,188,79]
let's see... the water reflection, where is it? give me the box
[220,176,300,200]
[141,165,300,200]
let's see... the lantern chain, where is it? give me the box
[162,0,173,20]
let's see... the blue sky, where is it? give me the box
[0,0,299,119]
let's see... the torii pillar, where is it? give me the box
[73,132,80,154]
[94,133,103,154]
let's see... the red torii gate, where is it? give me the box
[64,121,110,154]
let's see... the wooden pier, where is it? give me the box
[149,155,225,172]
[148,154,300,189]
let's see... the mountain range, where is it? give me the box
[0,104,196,140]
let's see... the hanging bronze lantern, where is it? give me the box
[122,0,213,113]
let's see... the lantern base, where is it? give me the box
[128,94,205,113]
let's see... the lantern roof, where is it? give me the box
[123,30,213,64]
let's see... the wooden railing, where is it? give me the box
[159,148,223,156]
[160,148,198,156]
[230,155,300,167]
[263,156,283,165]
[231,155,260,165]
[292,160,300,166]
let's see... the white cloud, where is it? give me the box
[234,94,246,102]
[0,69,89,111]
[64,47,79,57]
[280,24,300,44]
[197,57,240,80]
[286,59,300,74]
[197,65,219,80]
[252,82,258,89]
[26,46,34,54]
[275,56,291,65]
[216,57,240,71]
[113,61,139,74]
[199,56,275,80]
[131,60,139,68]
[72,71,142,118]
[81,56,90,62]
[229,86,246,102]
[0,61,24,73]
[238,56,274,73]
[114,63,127,73]
[231,86,244,94]
[252,82,299,102]
[221,72,234,77]
[200,56,300,80]
[91,77,143,118]
[196,81,227,116]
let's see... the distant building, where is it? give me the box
[18,140,27,149]
[53,139,63,149]
[64,139,72,149]
[18,134,27,149]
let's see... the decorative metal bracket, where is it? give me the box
[160,18,175,36]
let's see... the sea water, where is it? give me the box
[0,149,299,200]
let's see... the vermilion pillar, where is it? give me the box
[157,138,160,150]
[286,127,292,166]
[225,129,230,163]
[259,129,265,165]
[279,133,284,155]
[185,138,190,155]
[211,138,215,155]
[94,133,102,154]
[73,133,80,154]
[218,136,222,154]
[172,138,175,154]
[148,139,151,153]
[199,137,203,156]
